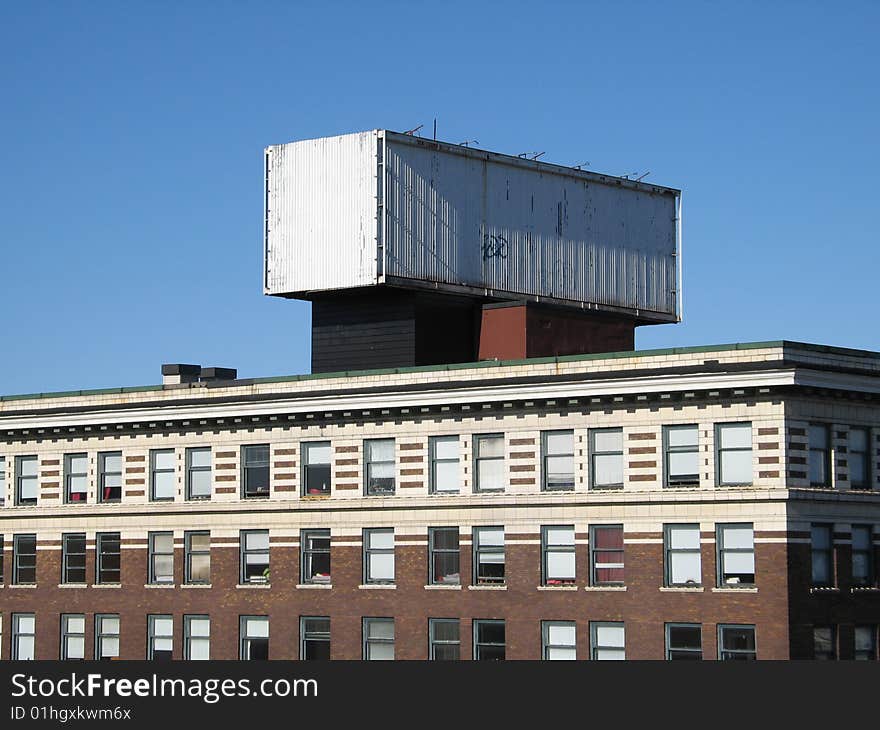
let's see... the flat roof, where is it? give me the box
[1,340,878,406]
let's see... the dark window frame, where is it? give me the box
[147,614,174,661]
[239,529,270,585]
[428,435,460,494]
[95,532,121,585]
[715,523,755,588]
[473,526,505,586]
[715,422,753,487]
[812,625,837,660]
[302,441,332,497]
[589,524,625,586]
[300,528,331,585]
[851,524,875,587]
[808,423,831,487]
[64,453,89,504]
[663,424,700,487]
[149,448,176,502]
[848,427,870,489]
[854,625,878,661]
[541,525,576,586]
[473,619,506,661]
[541,430,575,492]
[810,523,834,588]
[717,624,757,660]
[428,527,460,586]
[542,620,577,660]
[665,623,702,660]
[12,533,37,585]
[590,621,626,660]
[12,613,35,660]
[241,444,270,499]
[185,447,212,501]
[184,615,210,660]
[15,455,38,506]
[362,617,395,660]
[239,615,269,660]
[473,433,505,493]
[148,531,174,585]
[363,528,395,584]
[184,530,211,585]
[60,613,86,660]
[429,618,460,660]
[61,533,87,585]
[94,614,120,660]
[664,523,702,587]
[98,451,122,504]
[589,428,624,490]
[300,616,330,660]
[364,438,396,496]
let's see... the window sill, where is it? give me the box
[425,584,462,590]
[301,494,331,500]
[57,583,88,589]
[7,584,37,589]
[181,583,212,589]
[144,584,176,589]
[359,584,396,589]
[583,585,627,592]
[851,586,880,593]
[660,586,704,592]
[712,586,758,593]
[468,585,507,591]
[537,585,579,591]
[808,586,839,594]
[296,583,333,590]
[91,583,122,589]
[236,583,271,589]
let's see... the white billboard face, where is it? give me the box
[265,131,680,322]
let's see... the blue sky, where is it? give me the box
[1,1,877,395]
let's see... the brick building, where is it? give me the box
[0,340,878,660]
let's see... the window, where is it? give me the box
[15,455,38,506]
[363,528,394,584]
[300,617,330,660]
[148,532,174,584]
[147,615,173,660]
[666,624,702,660]
[150,449,175,501]
[240,616,269,660]
[185,531,210,584]
[240,530,270,584]
[813,625,836,660]
[0,456,5,506]
[474,434,504,492]
[590,429,623,489]
[590,525,624,586]
[473,620,505,660]
[715,422,752,486]
[429,619,460,660]
[364,439,395,495]
[664,524,702,587]
[849,428,869,489]
[810,523,833,587]
[61,614,86,660]
[542,621,576,660]
[98,451,122,503]
[429,527,460,585]
[302,441,331,496]
[95,614,120,660]
[13,534,36,584]
[542,430,574,491]
[855,626,877,661]
[808,424,830,487]
[301,529,331,584]
[12,614,35,660]
[64,453,88,503]
[852,525,874,587]
[664,425,699,487]
[96,532,121,584]
[186,447,212,500]
[716,523,755,587]
[429,436,460,494]
[591,622,625,660]
[473,526,505,585]
[184,616,210,660]
[61,533,86,584]
[542,525,576,586]
[718,625,756,660]
[363,618,395,660]
[241,444,270,498]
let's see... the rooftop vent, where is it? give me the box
[161,364,238,385]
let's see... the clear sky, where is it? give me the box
[1,1,877,395]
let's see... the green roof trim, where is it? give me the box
[0,340,877,405]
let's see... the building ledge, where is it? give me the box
[359,584,396,589]
[850,586,880,594]
[584,585,627,592]
[659,586,704,592]
[809,586,840,594]
[712,587,758,593]
[90,583,122,589]
[236,583,271,589]
[181,584,212,589]
[537,585,579,591]
[468,585,507,591]
[57,584,88,589]
[424,584,462,590]
[6,584,37,589]
[296,583,333,590]
[144,584,176,589]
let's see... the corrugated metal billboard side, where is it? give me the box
[383,139,679,319]
[264,131,378,295]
